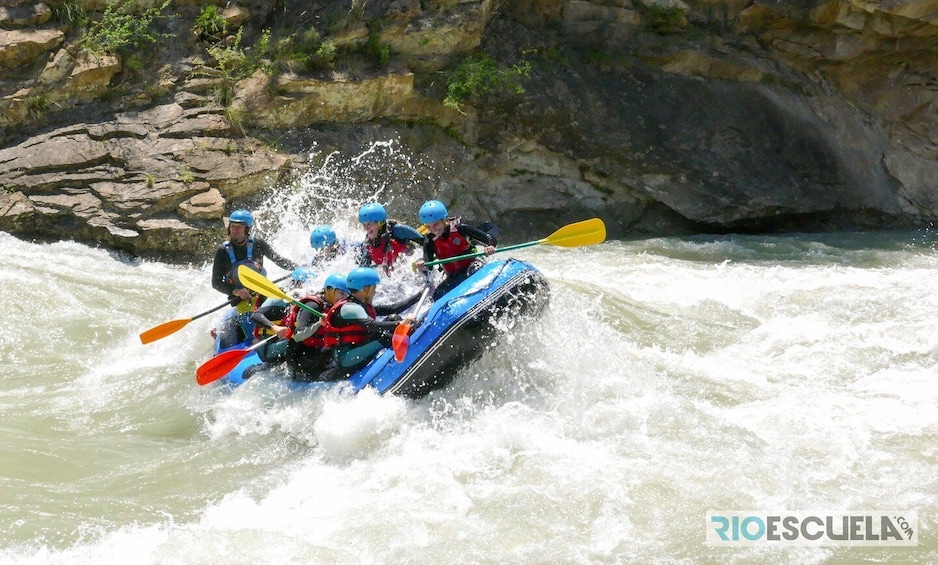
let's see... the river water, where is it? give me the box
[1,143,937,563]
[2,226,936,564]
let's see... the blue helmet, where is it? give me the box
[323,272,349,294]
[358,203,387,224]
[310,225,337,249]
[291,266,315,283]
[346,267,380,292]
[419,200,448,224]
[229,209,254,228]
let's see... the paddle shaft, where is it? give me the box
[424,240,539,268]
[178,273,291,322]
[407,272,434,330]
[139,274,293,344]
[192,300,231,322]
[392,284,434,362]
[412,285,432,319]
[424,218,605,268]
[247,333,279,352]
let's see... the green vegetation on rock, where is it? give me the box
[79,0,172,55]
[194,5,226,42]
[646,4,687,34]
[444,53,531,112]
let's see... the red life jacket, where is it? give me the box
[322,297,377,348]
[364,221,411,268]
[281,294,328,347]
[431,222,475,274]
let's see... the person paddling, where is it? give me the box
[319,267,421,381]
[248,267,315,364]
[245,272,349,381]
[413,200,497,301]
[356,203,423,273]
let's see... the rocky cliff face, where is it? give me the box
[0,0,935,260]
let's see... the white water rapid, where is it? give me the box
[1,143,935,564]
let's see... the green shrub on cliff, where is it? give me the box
[366,22,391,68]
[80,0,171,55]
[25,94,50,123]
[646,4,686,34]
[266,28,335,72]
[205,28,277,111]
[444,53,531,112]
[208,28,274,80]
[194,5,226,42]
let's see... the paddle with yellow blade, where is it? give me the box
[139,273,292,344]
[236,265,324,318]
[423,217,607,268]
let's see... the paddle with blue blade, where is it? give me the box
[195,334,281,385]
[423,218,606,268]
[139,273,292,344]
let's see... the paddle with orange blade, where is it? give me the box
[195,334,281,385]
[139,301,232,344]
[423,218,606,268]
[139,274,291,344]
[391,286,432,362]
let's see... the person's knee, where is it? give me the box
[242,363,270,379]
[338,341,382,369]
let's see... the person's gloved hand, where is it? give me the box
[272,324,292,339]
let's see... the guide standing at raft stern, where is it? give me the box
[210,209,300,343]
[413,200,497,301]
[211,209,299,303]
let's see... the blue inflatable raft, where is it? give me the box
[208,259,550,398]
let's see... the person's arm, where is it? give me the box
[211,247,237,298]
[457,223,497,247]
[292,301,324,342]
[413,237,435,273]
[293,303,323,333]
[422,237,436,263]
[362,318,402,333]
[391,223,425,242]
[252,305,292,338]
[292,320,322,342]
[355,242,372,267]
[374,290,422,317]
[338,302,399,338]
[255,237,299,271]
[250,304,284,329]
